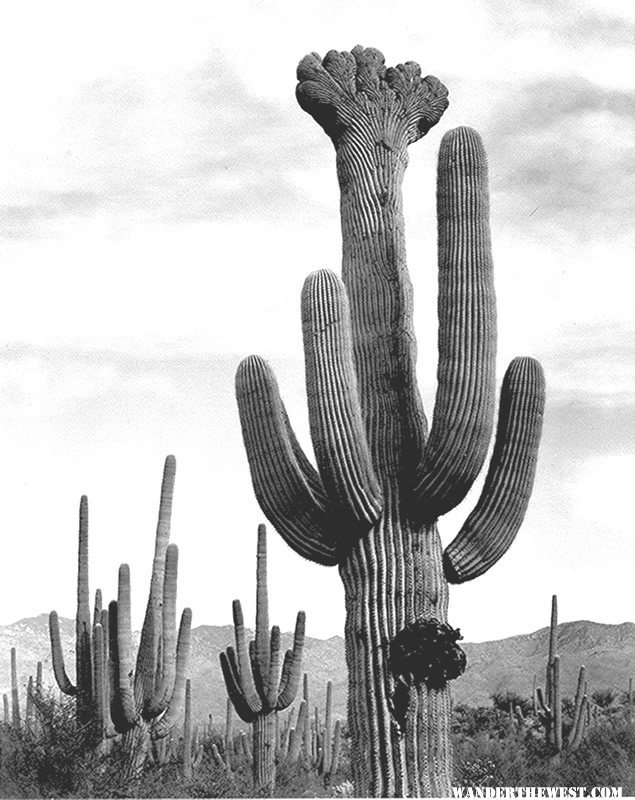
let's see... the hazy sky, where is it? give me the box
[0,1,632,643]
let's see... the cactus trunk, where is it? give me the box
[252,711,276,797]
[341,520,451,796]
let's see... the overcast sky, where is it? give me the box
[0,1,632,645]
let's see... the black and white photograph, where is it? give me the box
[0,1,632,797]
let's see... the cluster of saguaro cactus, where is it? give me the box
[236,45,545,796]
[282,674,343,786]
[48,456,192,779]
[220,524,305,796]
[536,595,588,755]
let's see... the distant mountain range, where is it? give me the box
[1,614,633,727]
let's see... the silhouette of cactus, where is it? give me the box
[220,524,305,796]
[236,45,545,796]
[108,455,192,780]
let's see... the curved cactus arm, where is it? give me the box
[413,127,497,522]
[116,564,139,727]
[443,357,545,583]
[236,355,339,566]
[220,650,259,724]
[266,626,282,709]
[250,638,267,702]
[231,600,262,715]
[302,270,382,529]
[153,607,192,738]
[147,544,179,717]
[136,455,176,708]
[277,611,306,710]
[230,600,262,714]
[49,611,77,696]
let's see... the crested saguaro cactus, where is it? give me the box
[236,46,546,797]
[220,524,306,796]
[108,455,192,779]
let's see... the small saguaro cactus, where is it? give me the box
[536,595,588,755]
[10,647,20,728]
[49,496,108,739]
[220,524,306,797]
[236,46,545,796]
[107,455,192,780]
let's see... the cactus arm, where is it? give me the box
[236,355,339,566]
[220,650,259,723]
[146,544,179,716]
[547,594,558,707]
[412,128,497,522]
[323,680,333,776]
[49,610,77,695]
[277,611,306,710]
[567,665,587,748]
[93,622,106,738]
[153,607,192,738]
[443,357,546,583]
[116,564,138,727]
[569,694,588,752]
[108,599,128,733]
[302,270,382,528]
[135,455,176,708]
[553,655,563,752]
[255,525,271,698]
[231,600,262,715]
[182,679,193,780]
[266,626,282,709]
[93,589,102,628]
[10,648,20,726]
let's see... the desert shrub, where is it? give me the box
[491,691,532,717]
[592,688,618,708]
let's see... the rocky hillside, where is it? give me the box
[1,615,633,726]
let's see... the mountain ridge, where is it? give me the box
[1,615,633,726]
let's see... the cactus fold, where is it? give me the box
[220,524,305,796]
[236,45,545,797]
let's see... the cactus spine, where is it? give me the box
[236,46,545,796]
[220,524,305,796]
[108,455,192,779]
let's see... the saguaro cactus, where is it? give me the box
[536,595,588,754]
[236,46,545,797]
[108,455,192,779]
[49,496,107,738]
[220,524,306,796]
